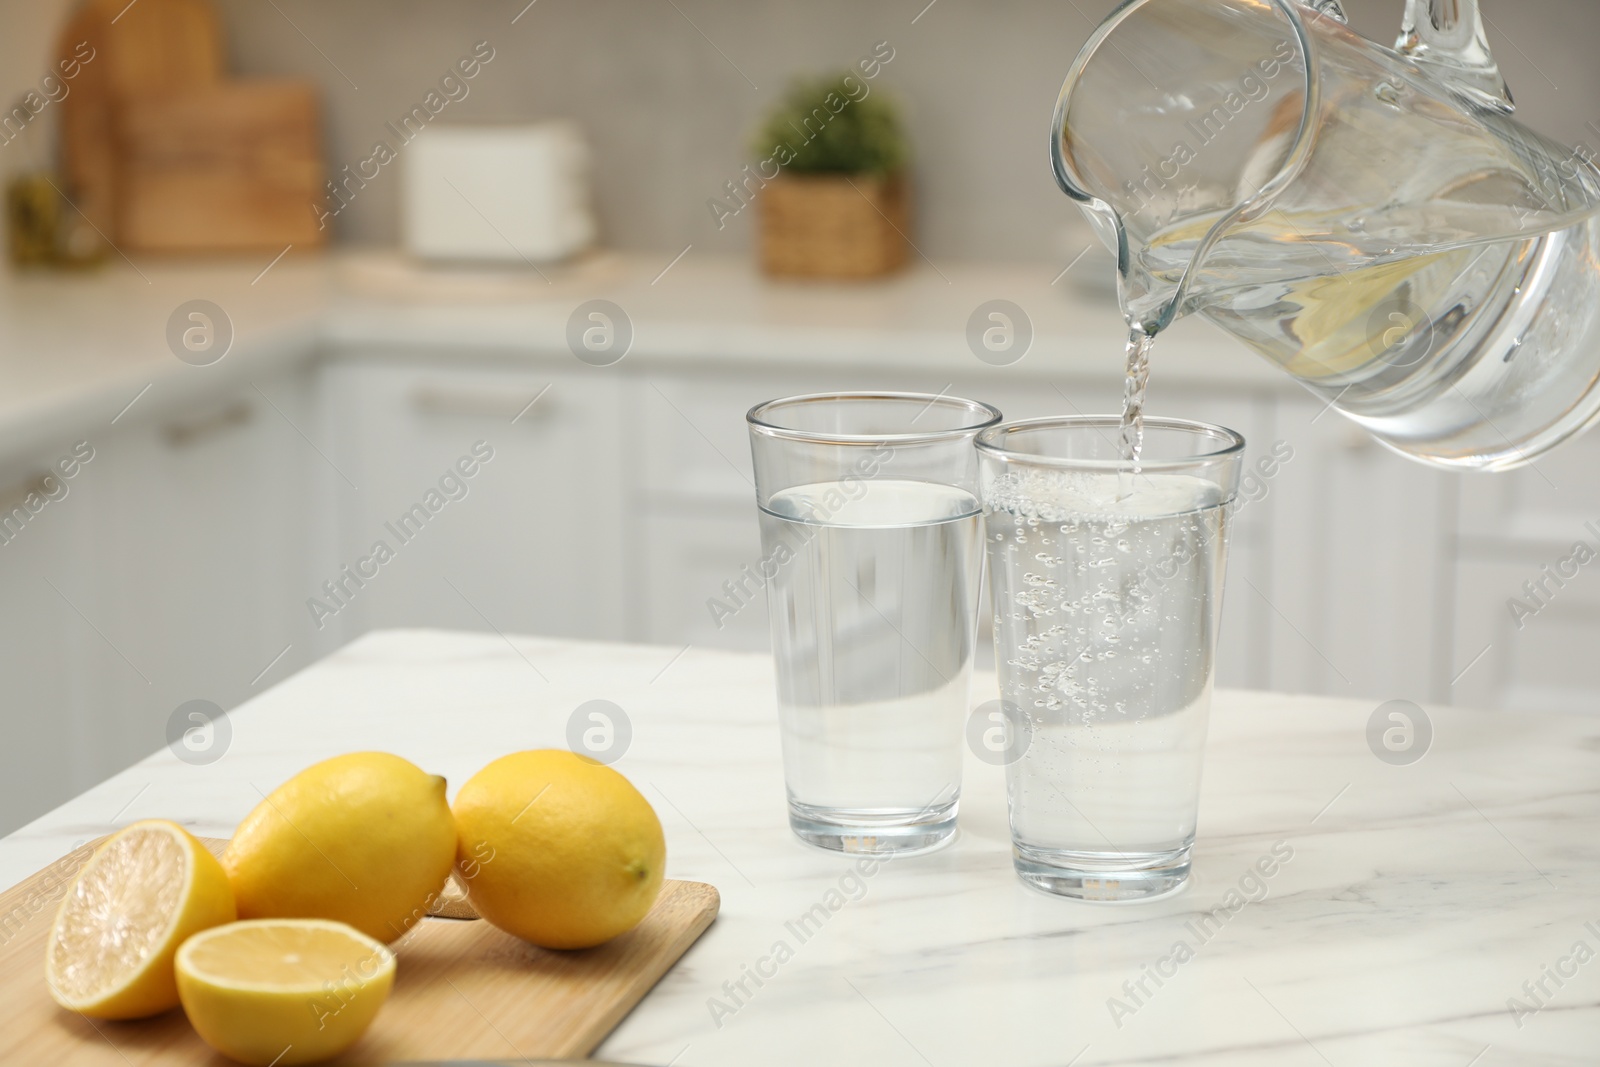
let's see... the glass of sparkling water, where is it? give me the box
[976,416,1244,900]
[748,392,1002,854]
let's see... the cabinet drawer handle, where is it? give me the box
[162,403,252,448]
[410,385,555,421]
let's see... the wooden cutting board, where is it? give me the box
[55,0,326,252]
[114,82,326,252]
[0,838,719,1063]
[56,0,225,236]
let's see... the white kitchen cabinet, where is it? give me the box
[1456,419,1600,544]
[0,446,99,836]
[83,377,316,783]
[639,508,769,651]
[1450,552,1600,715]
[1450,419,1600,714]
[315,360,628,647]
[636,373,787,509]
[1266,395,1455,703]
[632,369,849,651]
[0,374,318,836]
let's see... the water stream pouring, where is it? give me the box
[1052,0,1600,471]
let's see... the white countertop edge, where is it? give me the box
[0,251,1290,471]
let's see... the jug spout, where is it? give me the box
[1397,0,1513,110]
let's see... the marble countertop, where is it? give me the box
[2,630,1595,1066]
[0,248,1277,469]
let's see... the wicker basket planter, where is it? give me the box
[758,172,909,280]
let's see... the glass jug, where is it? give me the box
[1052,0,1600,471]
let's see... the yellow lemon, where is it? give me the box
[224,752,456,942]
[452,749,666,949]
[177,918,395,1066]
[45,819,236,1019]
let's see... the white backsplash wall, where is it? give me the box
[3,0,1594,260]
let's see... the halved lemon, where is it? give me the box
[176,918,396,1066]
[45,819,236,1019]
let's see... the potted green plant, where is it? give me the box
[750,73,909,279]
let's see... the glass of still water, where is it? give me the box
[747,392,1002,854]
[976,416,1244,900]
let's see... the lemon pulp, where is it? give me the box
[180,918,393,989]
[45,820,236,1019]
[177,918,395,1067]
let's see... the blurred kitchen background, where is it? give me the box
[0,0,1598,835]
[7,0,1600,259]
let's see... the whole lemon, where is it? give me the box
[452,750,665,949]
[223,752,456,943]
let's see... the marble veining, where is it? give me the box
[2,630,1596,1066]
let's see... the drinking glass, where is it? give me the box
[748,392,1002,854]
[977,416,1244,899]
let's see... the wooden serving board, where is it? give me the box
[0,838,718,1064]
[114,82,326,252]
[57,0,225,237]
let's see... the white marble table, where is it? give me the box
[3,631,1596,1066]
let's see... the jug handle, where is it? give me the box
[1396,0,1514,110]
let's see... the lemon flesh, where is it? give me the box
[453,749,666,949]
[224,751,457,942]
[177,918,395,1067]
[45,819,236,1019]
